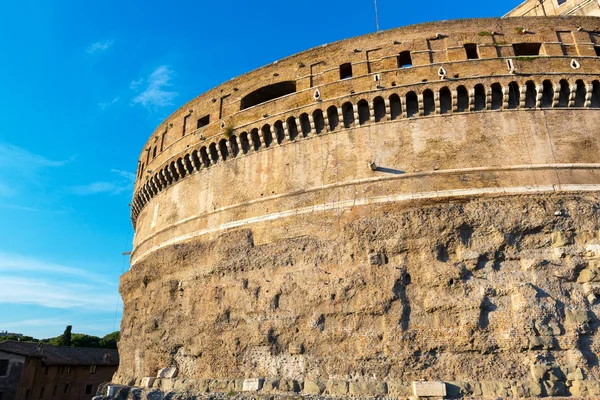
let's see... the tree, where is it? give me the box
[61,325,72,347]
[99,331,120,349]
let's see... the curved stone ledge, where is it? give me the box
[131,75,600,226]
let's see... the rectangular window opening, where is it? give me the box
[197,115,210,129]
[39,387,44,399]
[513,42,542,56]
[397,51,412,68]
[52,386,57,397]
[595,46,600,57]
[89,365,97,374]
[339,63,352,80]
[464,43,479,59]
[557,0,566,5]
[84,385,93,395]
[63,384,69,395]
[44,366,49,375]
[0,360,8,376]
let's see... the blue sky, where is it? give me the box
[0,0,513,339]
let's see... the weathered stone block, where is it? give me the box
[565,308,590,325]
[531,364,550,380]
[303,380,325,394]
[141,377,156,388]
[412,381,446,397]
[326,380,348,396]
[228,379,244,392]
[242,378,264,392]
[209,379,230,393]
[577,268,597,283]
[278,379,301,392]
[567,367,584,381]
[349,381,387,396]
[387,381,412,397]
[288,343,304,355]
[512,380,542,397]
[481,381,509,398]
[262,378,279,392]
[543,380,567,396]
[552,231,573,248]
[586,243,600,257]
[157,378,174,391]
[156,367,178,379]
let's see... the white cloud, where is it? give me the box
[86,39,114,55]
[98,96,120,110]
[131,65,178,109]
[0,277,116,310]
[70,169,135,196]
[0,252,118,311]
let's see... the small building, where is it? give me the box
[0,341,118,400]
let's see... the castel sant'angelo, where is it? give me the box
[113,0,600,398]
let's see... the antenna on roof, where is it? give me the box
[373,0,380,32]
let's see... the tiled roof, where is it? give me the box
[0,341,119,366]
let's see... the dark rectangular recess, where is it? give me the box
[240,81,296,110]
[0,360,8,376]
[464,43,479,59]
[397,51,412,68]
[339,63,352,79]
[513,42,542,56]
[196,115,210,129]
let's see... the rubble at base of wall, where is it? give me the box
[96,378,600,399]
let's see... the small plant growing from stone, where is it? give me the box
[515,27,526,34]
[478,31,493,37]
[223,125,234,139]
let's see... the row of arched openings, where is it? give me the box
[132,79,600,221]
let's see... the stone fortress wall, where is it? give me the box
[117,16,600,399]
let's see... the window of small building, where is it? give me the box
[464,43,479,60]
[52,386,57,397]
[339,63,352,80]
[25,390,31,400]
[0,360,8,376]
[557,0,566,5]
[63,384,69,395]
[89,365,97,374]
[397,51,413,68]
[85,385,93,395]
[197,115,210,129]
[44,366,49,375]
[39,387,44,399]
[513,43,542,56]
[65,366,71,374]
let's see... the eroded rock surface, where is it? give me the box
[116,194,600,395]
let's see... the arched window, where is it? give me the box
[389,94,402,120]
[592,80,600,108]
[286,117,299,141]
[405,91,418,117]
[218,139,229,160]
[491,83,502,110]
[261,124,273,148]
[229,135,239,157]
[312,109,325,134]
[574,80,586,107]
[199,147,210,167]
[239,132,250,154]
[327,106,339,131]
[508,82,520,109]
[164,166,173,184]
[184,154,193,173]
[342,102,354,127]
[357,100,370,125]
[299,113,311,137]
[439,87,451,114]
[541,80,554,108]
[457,86,469,112]
[474,84,485,111]
[250,128,261,151]
[423,89,435,116]
[177,158,186,178]
[191,150,202,170]
[274,121,285,144]
[208,143,219,164]
[373,97,386,122]
[524,81,537,109]
[557,79,570,107]
[170,162,179,180]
